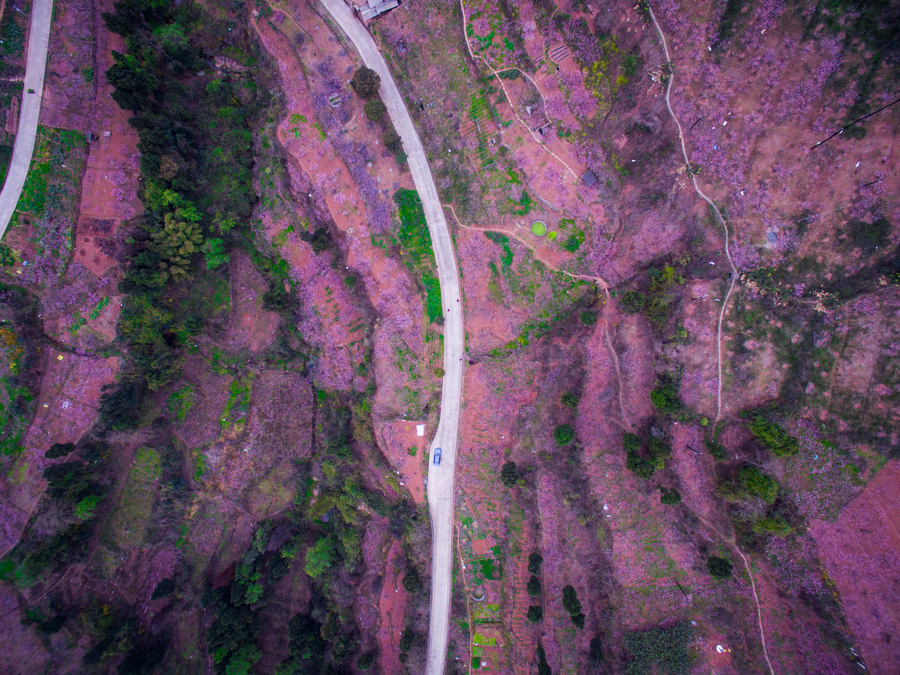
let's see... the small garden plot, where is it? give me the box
[11,127,86,284]
[472,601,501,623]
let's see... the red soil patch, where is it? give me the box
[669,424,728,530]
[609,312,657,426]
[455,227,533,354]
[174,356,232,447]
[43,0,143,251]
[810,460,900,675]
[377,539,408,674]
[378,419,426,504]
[458,360,537,463]
[22,351,119,452]
[5,94,18,135]
[471,537,491,556]
[675,280,726,417]
[0,586,49,674]
[699,629,735,670]
[223,252,280,353]
[109,546,179,611]
[503,518,538,675]
[257,552,312,673]
[251,9,432,413]
[201,371,314,518]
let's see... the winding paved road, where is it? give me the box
[0,0,54,239]
[318,1,464,673]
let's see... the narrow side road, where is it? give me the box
[317,2,465,674]
[0,0,54,239]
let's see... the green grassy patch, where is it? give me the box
[194,451,208,480]
[508,189,532,216]
[90,297,111,320]
[220,374,253,430]
[167,385,196,421]
[17,162,50,215]
[422,272,443,325]
[109,446,161,548]
[394,189,433,266]
[1,14,25,56]
[0,145,12,186]
[394,189,444,325]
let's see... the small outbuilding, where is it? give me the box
[359,0,400,21]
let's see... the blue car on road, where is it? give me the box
[433,448,442,465]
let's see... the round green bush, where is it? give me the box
[554,424,574,445]
[620,290,645,314]
[660,488,682,505]
[650,383,681,412]
[622,432,643,453]
[580,311,597,326]
[500,461,519,487]
[561,391,579,408]
[562,585,582,616]
[383,127,402,153]
[563,234,582,252]
[45,442,76,459]
[740,466,778,503]
[707,555,733,579]
[705,439,727,461]
[364,98,386,122]
[350,66,381,99]
[402,567,421,593]
[527,605,543,622]
[626,451,655,479]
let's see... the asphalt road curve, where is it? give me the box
[318,1,465,673]
[0,0,54,239]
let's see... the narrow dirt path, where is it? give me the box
[603,318,629,428]
[698,516,775,675]
[646,5,738,428]
[647,7,772,674]
[443,204,630,428]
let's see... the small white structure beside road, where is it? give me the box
[357,0,399,22]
